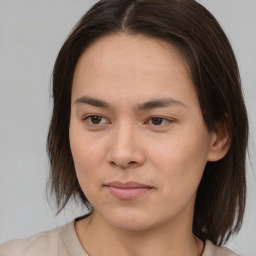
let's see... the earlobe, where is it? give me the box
[207,115,232,162]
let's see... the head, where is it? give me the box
[47,0,248,246]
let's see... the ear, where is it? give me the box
[207,115,232,162]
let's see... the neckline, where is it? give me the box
[61,218,90,256]
[60,217,217,256]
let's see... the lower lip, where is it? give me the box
[106,186,152,200]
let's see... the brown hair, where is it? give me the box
[47,0,248,245]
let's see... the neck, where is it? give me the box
[75,211,203,256]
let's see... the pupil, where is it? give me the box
[91,116,101,124]
[152,117,163,125]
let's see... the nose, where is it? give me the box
[106,122,146,169]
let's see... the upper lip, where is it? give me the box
[105,181,153,188]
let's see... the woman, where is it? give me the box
[0,0,248,255]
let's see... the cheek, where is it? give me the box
[70,139,103,177]
[148,128,210,193]
[70,135,104,204]
[69,121,105,188]
[150,134,207,168]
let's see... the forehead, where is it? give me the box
[74,33,191,80]
[71,33,197,108]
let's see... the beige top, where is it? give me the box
[0,220,238,256]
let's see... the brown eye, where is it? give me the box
[150,117,164,125]
[82,114,110,129]
[90,115,103,124]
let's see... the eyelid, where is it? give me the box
[146,116,176,126]
[82,114,111,126]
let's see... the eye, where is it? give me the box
[83,115,109,125]
[149,117,169,126]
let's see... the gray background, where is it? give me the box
[0,1,255,255]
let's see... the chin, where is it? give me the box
[98,206,158,232]
[110,217,151,232]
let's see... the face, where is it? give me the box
[69,34,216,232]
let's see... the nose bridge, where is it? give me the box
[107,120,145,168]
[116,120,134,146]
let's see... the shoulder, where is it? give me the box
[0,217,89,256]
[203,240,239,256]
[0,225,63,256]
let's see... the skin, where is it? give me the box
[69,33,230,256]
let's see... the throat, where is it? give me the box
[75,213,203,256]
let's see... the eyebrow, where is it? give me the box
[74,96,112,109]
[74,96,186,110]
[135,98,186,111]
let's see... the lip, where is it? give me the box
[105,181,153,200]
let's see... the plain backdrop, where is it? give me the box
[0,1,255,255]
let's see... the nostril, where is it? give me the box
[110,161,117,167]
[109,160,138,168]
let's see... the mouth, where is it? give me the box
[104,181,154,200]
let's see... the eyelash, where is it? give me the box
[82,114,174,128]
[82,115,110,126]
[147,116,170,126]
